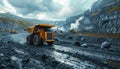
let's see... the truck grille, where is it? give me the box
[47,32,53,40]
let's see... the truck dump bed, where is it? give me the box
[24,24,55,33]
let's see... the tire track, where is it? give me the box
[52,44,120,68]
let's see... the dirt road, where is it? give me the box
[0,33,120,69]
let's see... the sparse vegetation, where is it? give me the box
[0,17,35,34]
[0,27,17,34]
[0,17,34,28]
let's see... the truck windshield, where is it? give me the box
[44,28,53,32]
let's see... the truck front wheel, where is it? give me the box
[33,34,43,46]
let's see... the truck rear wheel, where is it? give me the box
[33,34,43,46]
[27,35,33,44]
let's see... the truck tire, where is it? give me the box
[27,35,33,44]
[33,34,43,46]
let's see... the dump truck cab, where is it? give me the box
[25,24,55,46]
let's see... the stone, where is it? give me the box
[101,41,111,49]
[74,42,80,46]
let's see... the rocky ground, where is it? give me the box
[0,31,120,69]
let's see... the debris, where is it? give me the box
[5,57,11,62]
[81,43,88,48]
[55,37,60,41]
[0,64,6,69]
[74,42,80,46]
[69,29,77,33]
[51,60,60,67]
[0,36,12,44]
[0,53,4,57]
[81,37,85,41]
[68,36,73,39]
[22,58,30,64]
[101,41,111,49]
[41,54,49,62]
[11,56,21,61]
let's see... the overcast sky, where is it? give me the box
[0,0,97,20]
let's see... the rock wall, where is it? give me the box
[89,0,120,33]
[65,0,120,33]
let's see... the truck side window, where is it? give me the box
[34,26,39,32]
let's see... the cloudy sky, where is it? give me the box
[0,0,97,20]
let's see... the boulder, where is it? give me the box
[41,54,49,62]
[101,41,111,49]
[68,36,73,39]
[80,43,88,48]
[74,42,80,46]
[81,37,85,41]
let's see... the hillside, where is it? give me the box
[0,17,34,28]
[64,0,120,33]
[0,13,35,34]
[0,12,66,34]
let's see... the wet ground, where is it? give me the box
[0,33,120,69]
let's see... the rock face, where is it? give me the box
[0,13,35,33]
[89,0,120,33]
[65,0,120,33]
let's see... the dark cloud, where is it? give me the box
[0,0,97,20]
[7,0,62,15]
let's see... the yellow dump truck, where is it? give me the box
[24,24,55,46]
